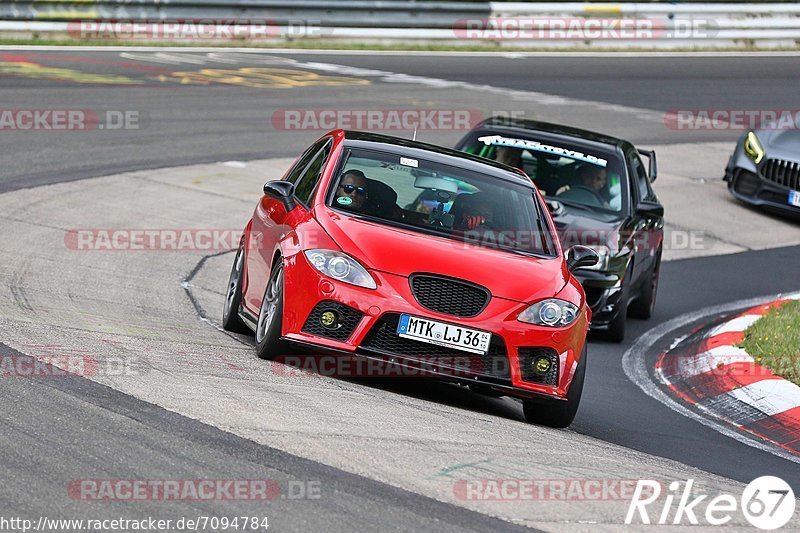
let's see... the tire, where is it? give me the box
[255,262,288,360]
[222,243,250,334]
[522,346,587,428]
[603,303,627,343]
[629,247,662,320]
[600,262,633,343]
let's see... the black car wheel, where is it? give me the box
[522,345,586,428]
[601,262,634,343]
[255,262,288,360]
[222,242,250,334]
[629,246,662,320]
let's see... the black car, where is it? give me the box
[724,129,800,218]
[455,118,664,342]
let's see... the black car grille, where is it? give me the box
[301,301,363,342]
[518,347,559,386]
[763,158,800,190]
[410,274,490,318]
[359,313,510,379]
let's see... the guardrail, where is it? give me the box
[0,2,798,48]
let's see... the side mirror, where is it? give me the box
[635,201,664,219]
[263,180,296,212]
[566,245,600,272]
[638,148,658,182]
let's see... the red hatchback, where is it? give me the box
[223,130,598,427]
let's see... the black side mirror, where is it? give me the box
[638,148,658,182]
[566,245,599,272]
[635,201,664,219]
[263,180,296,212]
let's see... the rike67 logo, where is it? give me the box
[626,477,795,529]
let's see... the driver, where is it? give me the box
[575,164,610,208]
[335,170,368,210]
[457,195,494,231]
[578,164,608,192]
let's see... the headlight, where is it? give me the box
[518,299,580,327]
[577,245,610,271]
[304,249,377,289]
[744,131,765,164]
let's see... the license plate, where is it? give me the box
[789,190,800,207]
[396,314,491,355]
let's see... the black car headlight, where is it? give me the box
[743,131,765,164]
[518,299,580,327]
[304,249,377,289]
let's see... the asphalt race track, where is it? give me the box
[1,48,800,530]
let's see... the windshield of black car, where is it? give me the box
[460,132,626,213]
[327,148,555,257]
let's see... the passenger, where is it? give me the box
[335,170,368,210]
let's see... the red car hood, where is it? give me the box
[315,209,568,303]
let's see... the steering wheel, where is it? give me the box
[557,185,605,207]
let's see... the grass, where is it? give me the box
[1,37,800,53]
[739,300,800,386]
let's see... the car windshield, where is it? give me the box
[327,148,555,257]
[460,132,626,213]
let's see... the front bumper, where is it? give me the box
[726,167,800,217]
[278,252,589,400]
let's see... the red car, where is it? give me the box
[222,130,598,427]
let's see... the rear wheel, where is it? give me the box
[629,247,662,320]
[522,346,586,428]
[222,242,250,334]
[255,262,288,360]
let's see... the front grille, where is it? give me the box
[410,274,490,318]
[763,158,800,190]
[734,170,760,196]
[518,347,559,386]
[359,313,510,379]
[301,301,363,342]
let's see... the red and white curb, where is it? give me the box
[657,294,800,456]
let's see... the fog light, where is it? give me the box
[533,356,551,374]
[320,310,339,330]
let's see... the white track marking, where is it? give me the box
[2,45,800,57]
[708,314,763,336]
[622,292,800,465]
[729,380,800,417]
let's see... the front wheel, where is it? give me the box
[629,247,662,320]
[522,346,586,428]
[222,243,250,334]
[255,262,288,360]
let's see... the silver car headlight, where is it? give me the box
[304,249,377,289]
[577,245,610,271]
[518,299,580,327]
